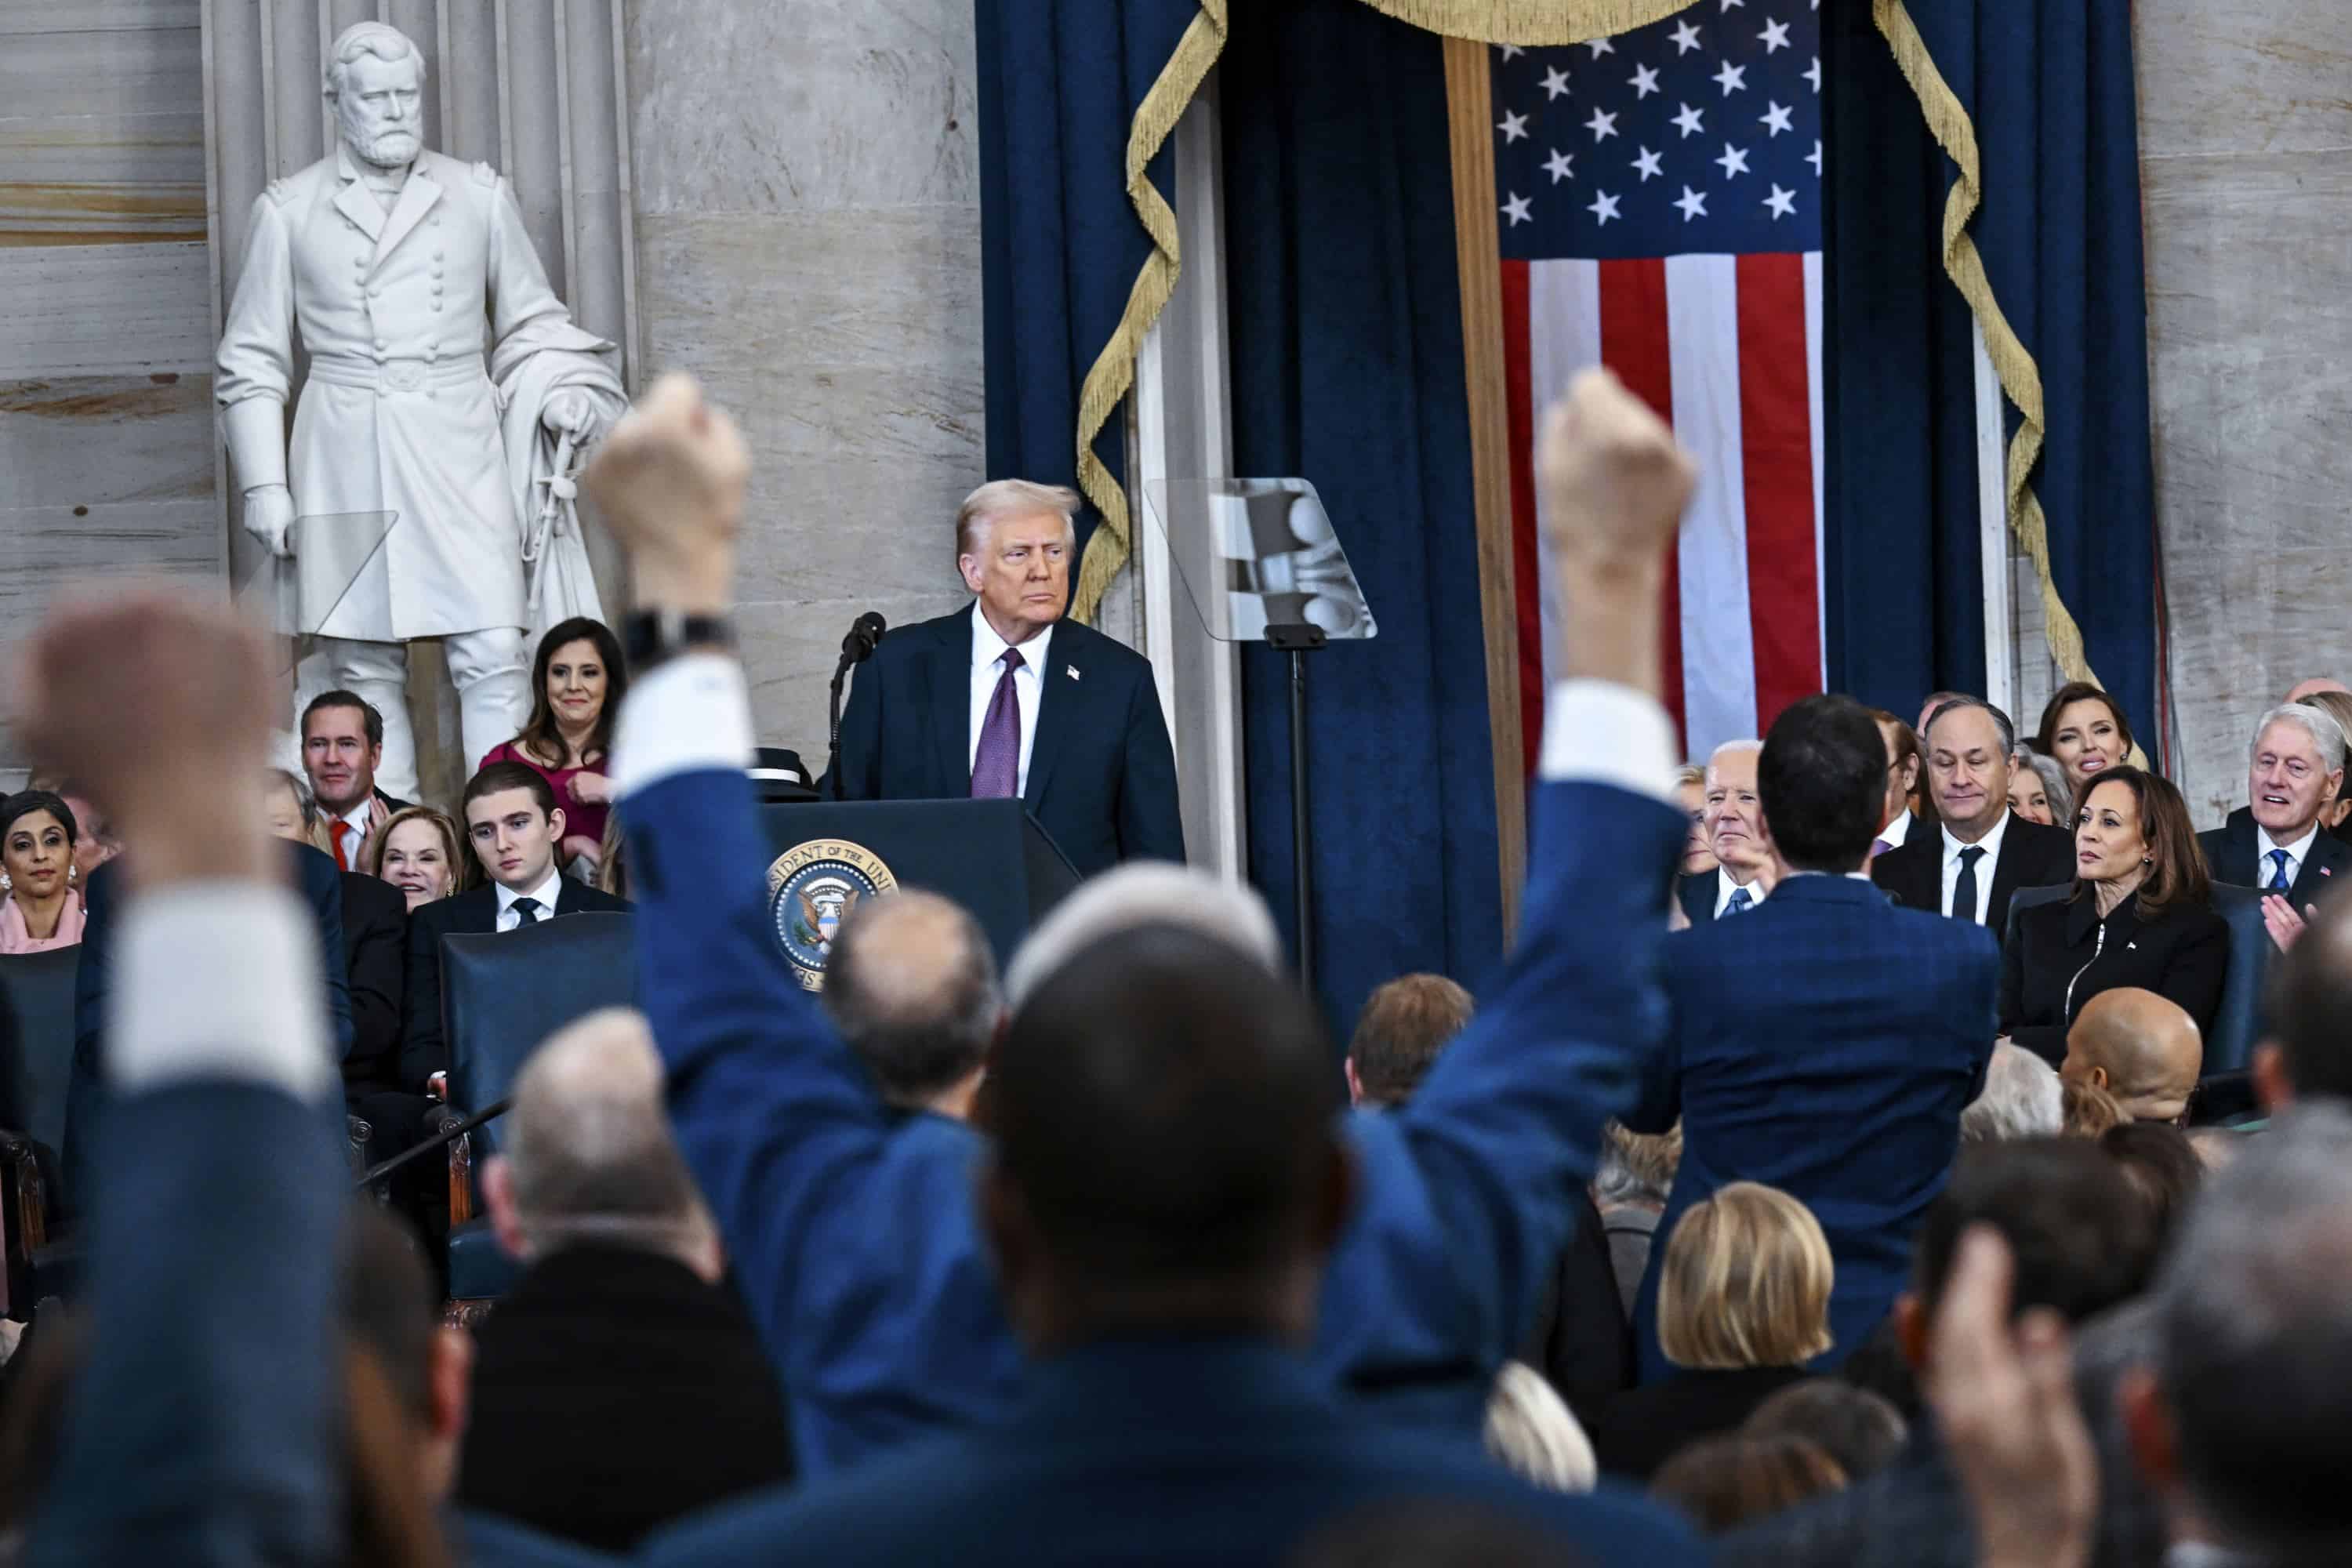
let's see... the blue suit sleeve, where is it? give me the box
[1116,663,1185,864]
[1345,779,1683,1371]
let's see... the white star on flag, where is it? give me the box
[1804,56,1823,92]
[1715,61,1748,95]
[1587,37,1616,56]
[1632,146,1664,181]
[1544,147,1576,183]
[1675,185,1710,220]
[1807,140,1824,175]
[1763,184,1798,219]
[1500,43,1524,59]
[1715,143,1751,177]
[1671,19,1704,53]
[1502,191,1533,226]
[1585,107,1620,142]
[1719,0,1744,10]
[1540,64,1571,100]
[1672,102,1707,137]
[1759,18,1792,52]
[1498,109,1530,143]
[1629,64,1661,98]
[1587,190,1621,225]
[1761,101,1795,136]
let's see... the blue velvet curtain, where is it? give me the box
[1825,1,2157,738]
[1221,0,1504,1036]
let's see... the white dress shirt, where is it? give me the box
[495,865,564,932]
[329,797,372,866]
[2256,821,2320,891]
[1940,808,2012,925]
[1877,808,1915,851]
[967,602,1054,797]
[1713,866,1767,917]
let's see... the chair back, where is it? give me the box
[0,948,80,1163]
[2002,881,2074,953]
[2202,884,2270,1076]
[441,914,637,1155]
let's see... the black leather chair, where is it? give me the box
[437,914,637,1308]
[0,949,80,1312]
[2201,884,2269,1076]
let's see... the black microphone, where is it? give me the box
[829,612,888,802]
[840,610,888,666]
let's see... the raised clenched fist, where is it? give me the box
[1536,368,1695,576]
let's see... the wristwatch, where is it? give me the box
[622,608,735,670]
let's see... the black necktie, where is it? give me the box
[511,896,544,927]
[1952,846,1985,923]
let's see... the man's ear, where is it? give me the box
[2090,1064,2111,1091]
[958,554,985,595]
[1344,1057,1366,1107]
[429,1324,474,1445]
[2253,1040,2293,1112]
[546,806,567,843]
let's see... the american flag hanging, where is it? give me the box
[1492,5,1825,766]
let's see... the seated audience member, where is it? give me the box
[397,760,631,1097]
[262,766,334,857]
[596,371,1697,1484]
[1872,698,2072,945]
[1589,1182,1831,1481]
[2061,1077,2127,1139]
[365,804,467,912]
[2059,987,2201,1124]
[2098,1121,2203,1254]
[1,792,85,954]
[1484,1361,1598,1494]
[299,689,411,870]
[2001,768,2227,1065]
[2194,702,2350,905]
[2249,888,2352,1112]
[1669,764,1714,929]
[340,1204,470,1526]
[2120,1105,2352,1563]
[462,1009,793,1553]
[1345,973,1473,1108]
[263,773,406,1107]
[1867,710,1924,855]
[1626,694,2000,1381]
[1715,1138,2157,1568]
[1831,1319,1922,1425]
[2296,688,2352,837]
[481,616,626,877]
[2006,750,2067,827]
[593,814,629,899]
[2034,681,2135,811]
[1594,1120,1679,1317]
[1957,1042,2063,1144]
[1651,1436,1846,1535]
[1741,1381,1907,1486]
[646,919,1703,1565]
[2284,673,2349,705]
[1681,739,1772,924]
[821,891,1004,1120]
[26,775,116,884]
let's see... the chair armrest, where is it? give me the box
[0,1130,48,1316]
[429,1105,475,1226]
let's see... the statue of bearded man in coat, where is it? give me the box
[217,20,626,800]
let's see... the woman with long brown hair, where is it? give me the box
[479,617,628,876]
[1998,767,2227,1064]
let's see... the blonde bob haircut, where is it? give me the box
[1657,1181,1835,1370]
[954,479,1080,569]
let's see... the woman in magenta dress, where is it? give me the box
[480,616,630,877]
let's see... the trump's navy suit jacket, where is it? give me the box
[829,606,1185,877]
[620,758,1684,1477]
[642,1338,1704,1568]
[1626,873,1999,1381]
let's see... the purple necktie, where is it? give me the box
[971,647,1025,799]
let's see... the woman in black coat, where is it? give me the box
[2000,767,2227,1065]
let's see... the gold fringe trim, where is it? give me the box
[1356,0,1699,44]
[1068,2,1229,626]
[1872,0,2130,751]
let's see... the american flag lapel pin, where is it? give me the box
[1066,664,1081,681]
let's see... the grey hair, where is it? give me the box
[1708,739,1764,767]
[1004,863,1283,1010]
[1959,1043,2063,1143]
[2252,702,2350,776]
[1484,1361,1596,1494]
[265,766,321,830]
[2020,750,2071,815]
[322,21,426,100]
[2152,1103,2352,1559]
[1924,696,2016,757]
[823,891,1004,1106]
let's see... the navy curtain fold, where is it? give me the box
[972,0,1196,569]
[1221,0,1504,1038]
[1825,1,2157,739]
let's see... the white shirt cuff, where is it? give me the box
[1537,681,1681,804]
[109,885,332,1101]
[611,653,757,798]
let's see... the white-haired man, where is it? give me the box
[826,479,1184,877]
[1676,739,1773,924]
[216,20,625,800]
[2194,702,2352,907]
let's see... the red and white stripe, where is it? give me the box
[1502,252,1825,768]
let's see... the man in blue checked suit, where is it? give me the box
[584,366,1700,1539]
[1626,693,2001,1385]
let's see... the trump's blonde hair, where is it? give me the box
[1657,1181,1835,1370]
[954,479,1080,570]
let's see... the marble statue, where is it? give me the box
[217,20,626,800]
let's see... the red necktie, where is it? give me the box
[333,821,354,870]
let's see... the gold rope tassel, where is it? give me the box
[1872,0,2120,731]
[1356,0,1698,45]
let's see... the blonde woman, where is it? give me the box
[1589,1182,1834,1481]
[363,805,469,910]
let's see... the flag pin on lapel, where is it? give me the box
[1066,665,1081,681]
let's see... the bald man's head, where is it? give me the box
[2063,988,2203,1123]
[824,891,1003,1112]
[2286,677,2350,706]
